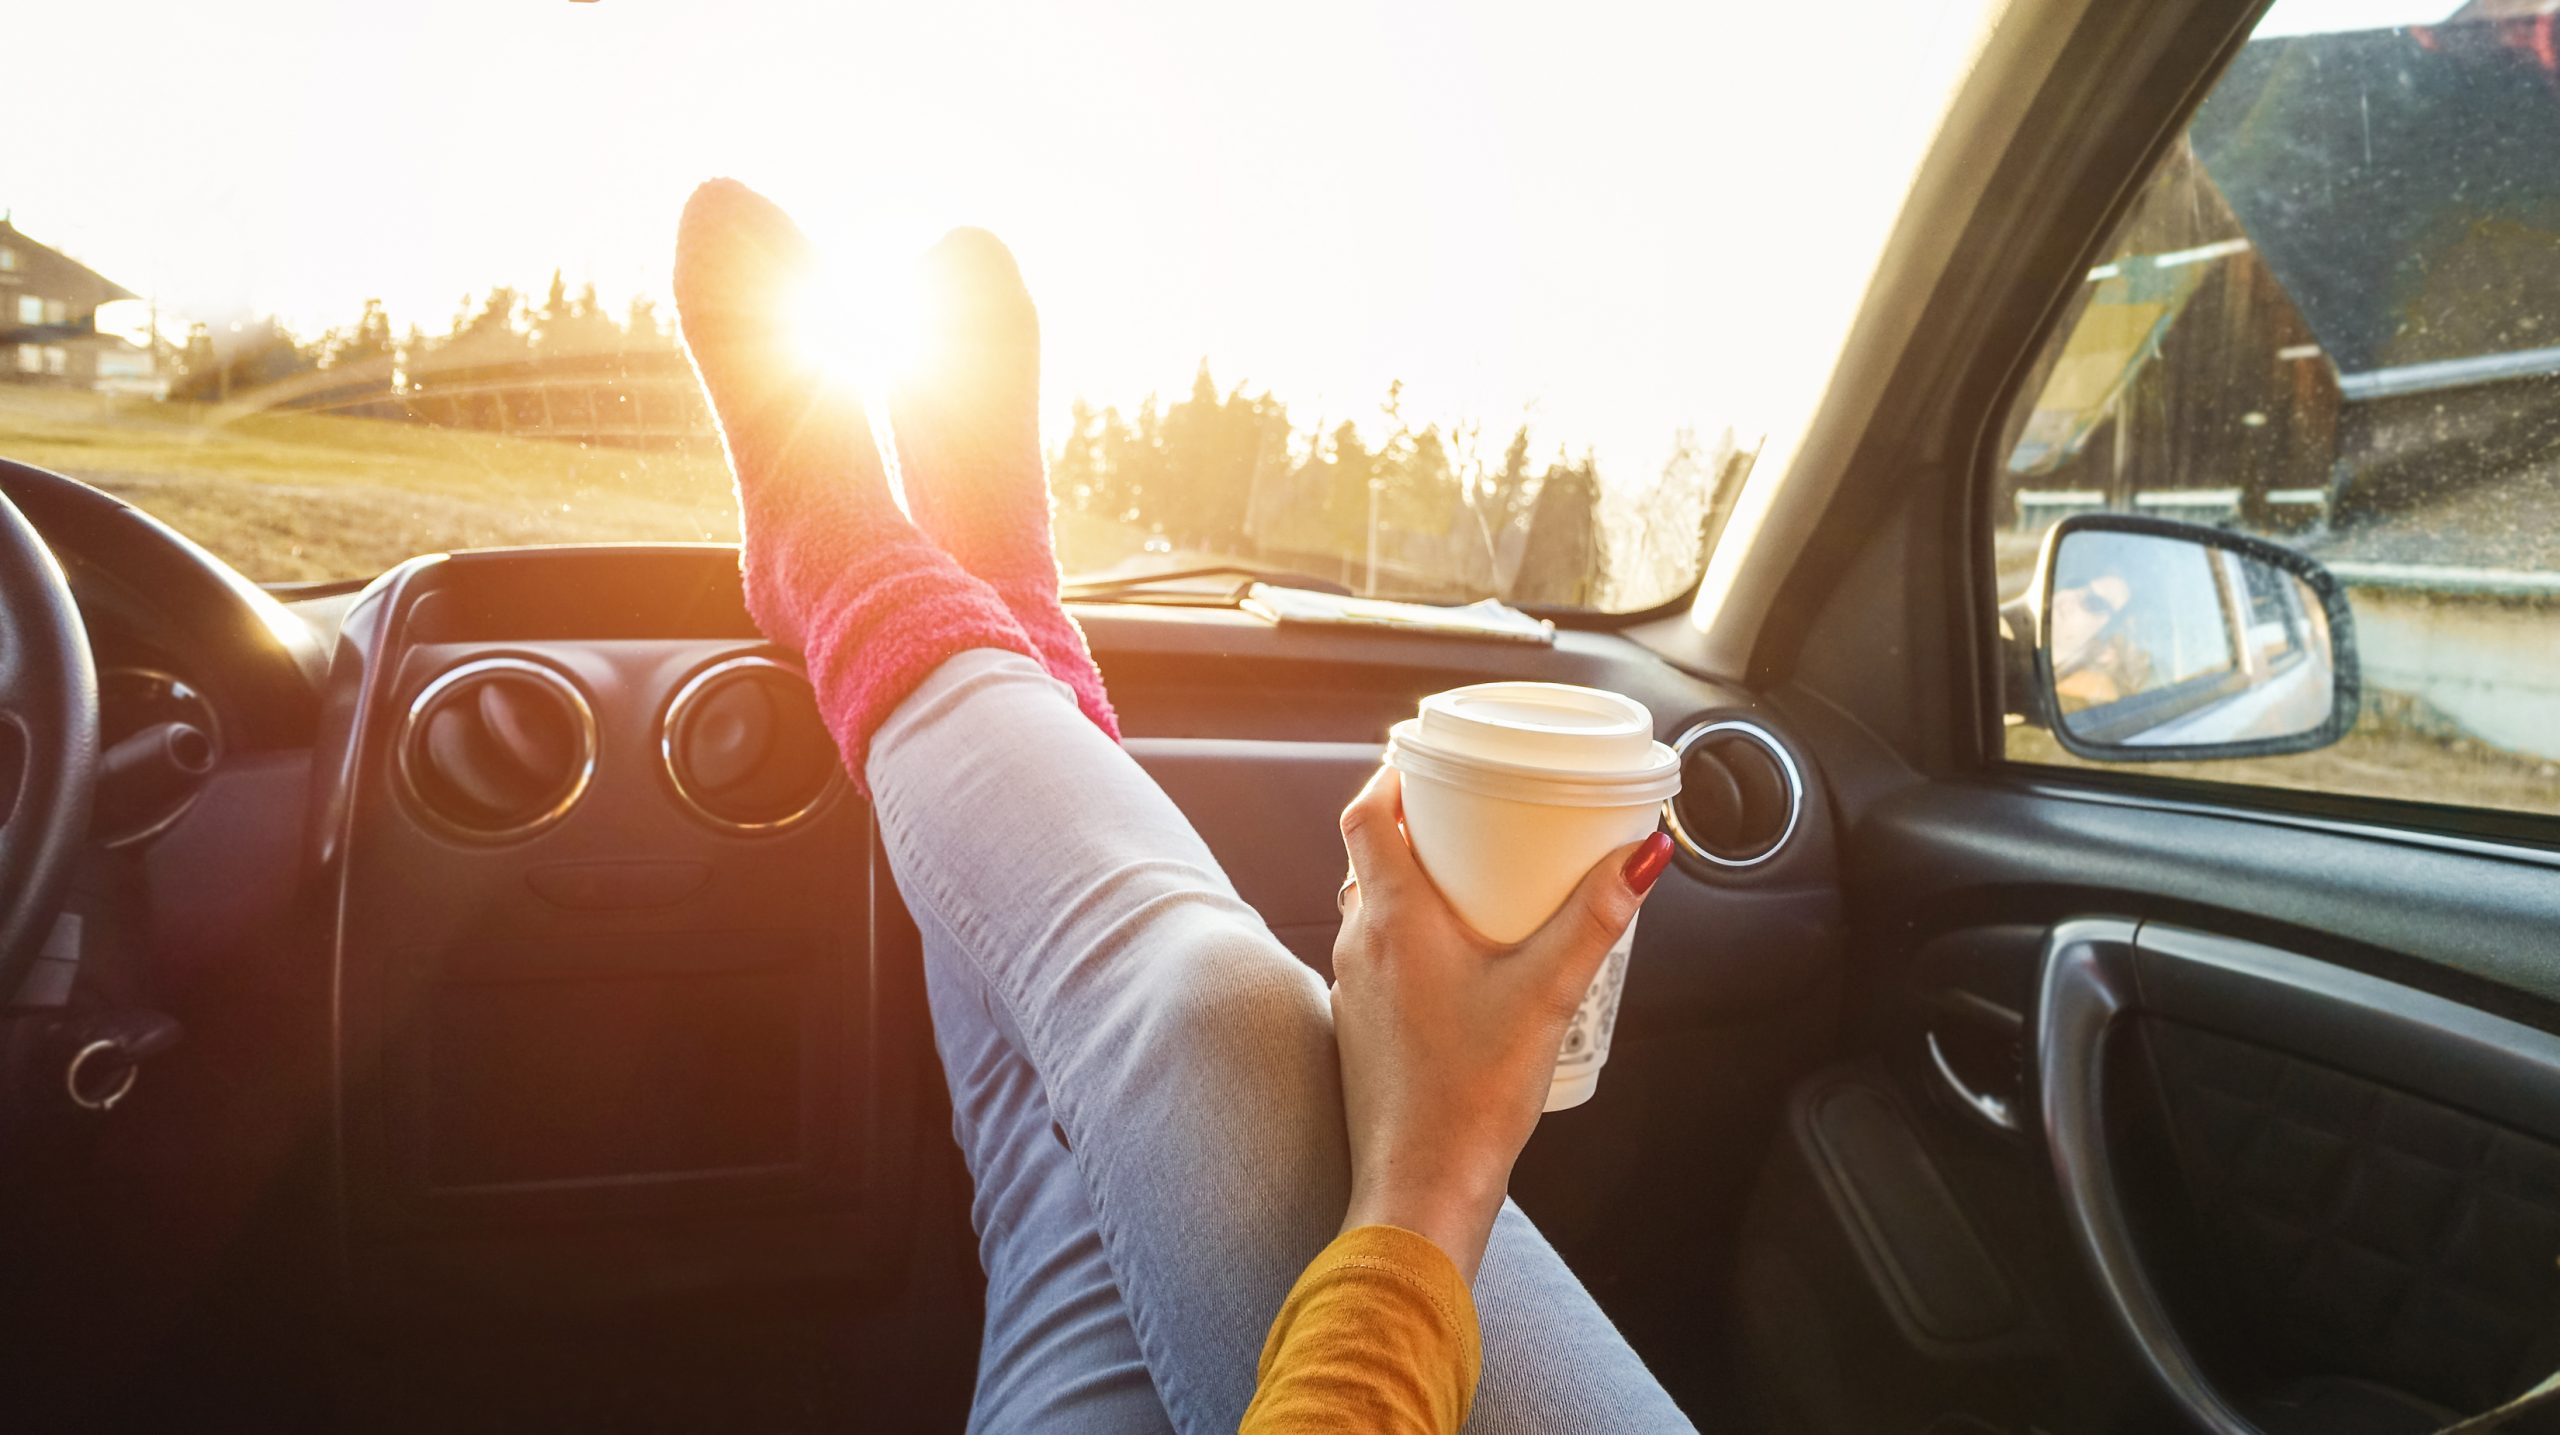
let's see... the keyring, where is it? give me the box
[65,1039,138,1112]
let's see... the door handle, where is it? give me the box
[1926,1029,2020,1134]
[2038,917,2260,1435]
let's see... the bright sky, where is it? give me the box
[9,0,2005,481]
[2255,0,2461,37]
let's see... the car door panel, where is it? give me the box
[1736,1051,2141,1434]
[1742,771,2560,1433]
[2038,919,2560,1434]
[1854,782,2560,1015]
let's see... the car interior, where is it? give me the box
[5,1,2559,1432]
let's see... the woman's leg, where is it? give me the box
[877,649,1693,1433]
[921,902,1173,1435]
[669,180,1688,1431]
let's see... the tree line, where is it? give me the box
[164,289,1747,610]
[163,272,680,403]
[1054,364,1748,609]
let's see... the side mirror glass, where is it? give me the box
[2029,515,2358,761]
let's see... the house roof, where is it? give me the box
[2314,443,2560,571]
[2193,20,2560,391]
[0,219,139,304]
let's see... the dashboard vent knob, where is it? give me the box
[1667,720,1802,868]
[398,659,595,841]
[661,656,840,833]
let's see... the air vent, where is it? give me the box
[398,658,596,842]
[660,655,840,834]
[1666,719,1803,868]
[95,667,222,848]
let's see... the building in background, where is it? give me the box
[0,217,159,396]
[1998,8,2560,761]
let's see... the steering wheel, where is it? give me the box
[0,485,96,999]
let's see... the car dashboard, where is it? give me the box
[16,468,1849,1422]
[309,549,903,1312]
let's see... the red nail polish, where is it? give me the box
[1622,831,1675,895]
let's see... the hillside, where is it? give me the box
[0,388,738,581]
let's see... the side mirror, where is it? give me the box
[2013,514,2359,762]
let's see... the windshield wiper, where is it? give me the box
[1061,564,1355,606]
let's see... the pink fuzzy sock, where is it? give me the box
[674,180,1037,791]
[889,228,1121,741]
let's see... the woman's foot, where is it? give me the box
[674,179,1034,787]
[889,228,1121,740]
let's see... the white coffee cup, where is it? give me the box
[1383,682,1680,1111]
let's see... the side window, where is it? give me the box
[1994,4,2560,821]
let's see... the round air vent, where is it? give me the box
[1666,719,1803,868]
[660,655,840,834]
[96,667,222,848]
[398,658,596,842]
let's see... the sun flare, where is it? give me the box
[782,259,930,399]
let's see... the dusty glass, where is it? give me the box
[1994,3,2560,819]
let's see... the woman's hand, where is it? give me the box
[1329,766,1674,1282]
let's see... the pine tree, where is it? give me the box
[1514,450,1602,607]
[320,298,394,370]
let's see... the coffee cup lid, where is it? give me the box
[1385,682,1680,807]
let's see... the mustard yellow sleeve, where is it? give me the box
[1239,1224,1482,1435]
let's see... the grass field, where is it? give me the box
[0,387,1161,585]
[0,387,740,581]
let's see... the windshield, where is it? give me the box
[5,0,1987,610]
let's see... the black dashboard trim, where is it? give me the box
[2,461,324,750]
